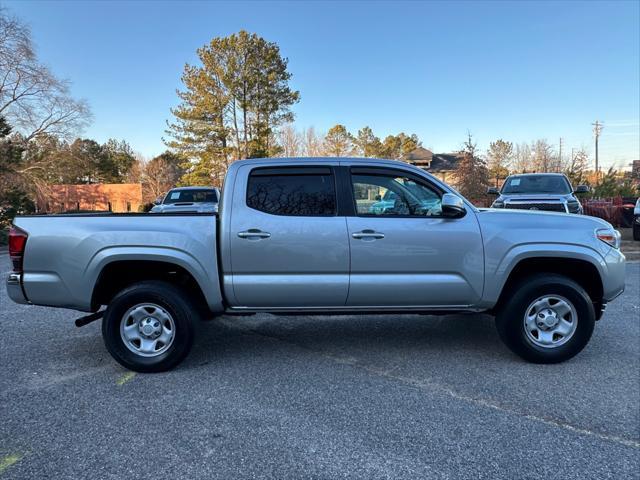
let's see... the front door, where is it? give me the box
[345,166,484,307]
[229,165,350,308]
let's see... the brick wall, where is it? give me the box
[37,184,143,213]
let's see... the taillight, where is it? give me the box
[8,226,28,272]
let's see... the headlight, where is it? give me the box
[596,228,621,249]
[492,200,504,208]
[567,200,581,214]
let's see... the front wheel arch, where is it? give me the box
[495,257,604,313]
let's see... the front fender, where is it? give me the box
[481,243,607,308]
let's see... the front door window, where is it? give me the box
[351,173,442,217]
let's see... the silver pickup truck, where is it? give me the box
[6,157,626,372]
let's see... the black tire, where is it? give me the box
[101,281,198,372]
[633,223,640,241]
[495,274,595,363]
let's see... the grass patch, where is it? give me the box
[116,371,136,386]
[0,453,23,474]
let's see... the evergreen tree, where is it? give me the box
[165,30,300,185]
[353,126,383,157]
[324,125,354,157]
[0,116,34,227]
[454,133,490,201]
[487,139,513,186]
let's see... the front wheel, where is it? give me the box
[102,281,198,372]
[495,274,595,363]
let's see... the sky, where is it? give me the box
[6,0,640,169]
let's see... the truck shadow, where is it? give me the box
[186,312,514,368]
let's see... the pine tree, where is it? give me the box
[165,31,300,185]
[487,139,513,186]
[324,125,354,157]
[353,126,383,157]
[454,133,490,201]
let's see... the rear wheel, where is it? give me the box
[496,274,595,363]
[102,281,198,372]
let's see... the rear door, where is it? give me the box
[345,165,484,307]
[229,164,350,308]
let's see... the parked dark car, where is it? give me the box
[488,173,589,213]
[634,198,640,241]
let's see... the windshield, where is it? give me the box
[502,175,571,194]
[163,189,218,204]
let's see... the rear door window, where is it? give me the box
[246,167,337,216]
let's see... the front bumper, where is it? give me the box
[602,248,626,302]
[6,273,29,305]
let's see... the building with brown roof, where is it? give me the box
[404,147,462,184]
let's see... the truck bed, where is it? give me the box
[10,213,223,312]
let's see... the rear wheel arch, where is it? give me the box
[91,259,210,317]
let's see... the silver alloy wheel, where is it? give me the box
[120,303,176,357]
[523,295,578,349]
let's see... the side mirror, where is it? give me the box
[575,185,590,194]
[441,193,466,218]
[153,197,162,205]
[487,187,500,195]
[375,194,382,201]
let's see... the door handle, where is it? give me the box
[238,229,271,239]
[352,230,385,240]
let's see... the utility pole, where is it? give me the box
[558,137,563,172]
[592,120,603,183]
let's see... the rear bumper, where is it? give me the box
[6,273,29,305]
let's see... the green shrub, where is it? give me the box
[0,187,35,229]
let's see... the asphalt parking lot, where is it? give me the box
[1,254,638,480]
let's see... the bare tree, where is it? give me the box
[277,123,302,157]
[302,127,325,157]
[143,151,185,201]
[565,148,590,186]
[532,139,555,172]
[512,142,532,173]
[0,8,91,140]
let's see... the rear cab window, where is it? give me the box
[246,167,337,216]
